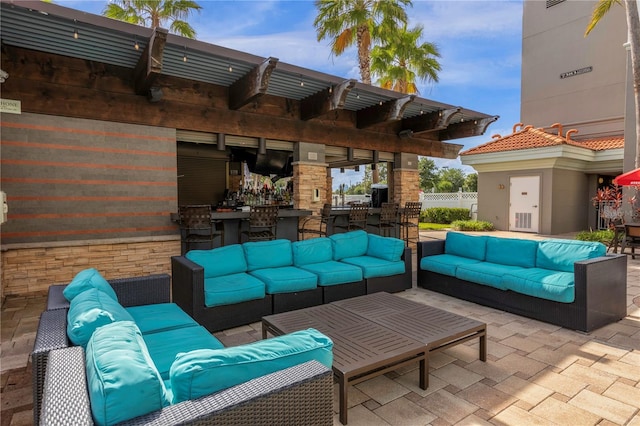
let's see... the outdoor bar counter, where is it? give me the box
[173,208,312,248]
[214,208,312,243]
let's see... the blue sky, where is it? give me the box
[59,0,523,188]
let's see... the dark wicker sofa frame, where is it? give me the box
[32,274,333,425]
[417,240,628,332]
[171,246,413,333]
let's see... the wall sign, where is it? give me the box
[0,98,21,114]
[560,66,593,79]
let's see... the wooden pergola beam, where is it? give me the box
[438,116,499,140]
[300,79,356,120]
[356,95,415,129]
[228,57,278,110]
[133,27,168,96]
[400,107,462,135]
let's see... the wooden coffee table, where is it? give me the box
[262,303,427,425]
[262,292,487,425]
[334,291,487,384]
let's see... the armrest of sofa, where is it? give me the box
[574,254,627,329]
[41,346,334,426]
[39,346,93,426]
[171,256,205,318]
[32,309,70,425]
[417,239,445,260]
[109,273,171,307]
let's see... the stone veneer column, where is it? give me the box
[292,142,328,212]
[392,153,420,206]
[392,153,420,245]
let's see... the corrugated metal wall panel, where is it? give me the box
[0,113,178,245]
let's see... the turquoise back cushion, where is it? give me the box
[536,239,606,272]
[170,328,333,403]
[445,232,487,261]
[244,239,293,271]
[366,234,405,262]
[485,236,538,268]
[329,230,368,260]
[67,288,134,347]
[86,321,169,426]
[63,268,117,302]
[292,238,333,266]
[186,245,247,278]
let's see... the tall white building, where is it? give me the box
[521,0,628,140]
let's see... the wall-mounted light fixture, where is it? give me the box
[217,133,226,151]
[258,137,267,155]
[340,167,345,173]
[398,129,413,139]
[147,87,163,102]
[498,184,505,190]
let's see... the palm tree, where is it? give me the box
[314,0,411,85]
[370,24,441,94]
[586,0,640,168]
[103,0,202,39]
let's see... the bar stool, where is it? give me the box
[178,205,224,254]
[398,201,422,246]
[241,205,279,242]
[334,203,369,232]
[298,203,335,240]
[377,202,399,237]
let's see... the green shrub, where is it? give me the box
[450,220,495,231]
[575,229,614,244]
[422,207,470,224]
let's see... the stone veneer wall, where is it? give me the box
[1,238,180,298]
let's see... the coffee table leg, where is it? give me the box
[339,375,348,425]
[420,354,428,389]
[479,331,487,362]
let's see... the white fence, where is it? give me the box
[420,191,478,211]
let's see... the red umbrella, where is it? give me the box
[613,168,640,186]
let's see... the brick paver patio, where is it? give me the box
[2,230,639,425]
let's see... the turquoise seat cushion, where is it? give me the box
[536,239,606,272]
[292,237,333,266]
[244,239,293,271]
[63,268,117,302]
[250,266,317,294]
[329,230,368,261]
[445,232,488,261]
[186,245,247,278]
[67,288,134,347]
[341,256,405,279]
[420,254,482,277]
[85,321,169,426]
[502,268,575,303]
[366,234,405,262]
[203,272,265,307]
[455,262,525,290]
[485,236,538,268]
[170,328,333,403]
[143,325,224,380]
[299,261,363,286]
[125,303,198,335]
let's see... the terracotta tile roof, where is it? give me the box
[461,125,624,156]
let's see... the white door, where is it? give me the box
[509,176,540,233]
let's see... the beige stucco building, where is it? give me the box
[461,0,633,235]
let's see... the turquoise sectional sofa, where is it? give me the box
[172,230,412,332]
[34,271,334,425]
[417,232,627,332]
